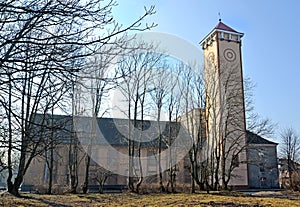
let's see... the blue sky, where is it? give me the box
[112,0,300,141]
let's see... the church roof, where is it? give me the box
[246,130,278,145]
[32,114,189,147]
[215,21,238,33]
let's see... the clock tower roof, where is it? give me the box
[214,20,238,33]
[199,20,243,46]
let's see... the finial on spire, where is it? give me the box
[218,12,222,22]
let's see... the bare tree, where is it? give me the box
[204,56,221,190]
[174,61,208,193]
[164,67,183,193]
[78,47,119,194]
[279,127,300,189]
[0,0,156,196]
[91,166,112,194]
[116,42,164,193]
[43,113,59,195]
[149,63,171,192]
[68,127,79,193]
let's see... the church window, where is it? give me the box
[259,163,265,172]
[232,154,239,167]
[220,32,224,39]
[147,150,157,173]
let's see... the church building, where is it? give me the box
[19,21,280,192]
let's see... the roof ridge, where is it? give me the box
[246,130,277,145]
[215,21,238,33]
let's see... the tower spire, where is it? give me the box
[218,12,222,22]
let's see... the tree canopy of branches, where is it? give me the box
[0,0,156,196]
[115,42,166,193]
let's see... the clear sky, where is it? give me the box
[112,0,300,141]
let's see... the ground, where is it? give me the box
[0,191,299,206]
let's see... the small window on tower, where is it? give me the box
[220,32,224,39]
[232,154,239,167]
[259,163,265,172]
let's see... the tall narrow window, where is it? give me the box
[147,150,157,173]
[220,32,224,39]
[259,163,265,172]
[232,154,239,168]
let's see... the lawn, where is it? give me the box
[0,191,299,206]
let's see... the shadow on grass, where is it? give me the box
[21,194,72,207]
[199,201,264,207]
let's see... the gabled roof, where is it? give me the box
[246,130,278,145]
[215,21,238,33]
[33,114,190,148]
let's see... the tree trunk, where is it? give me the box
[213,146,220,190]
[221,151,226,190]
[157,108,165,192]
[69,137,78,193]
[11,173,24,197]
[98,184,104,194]
[6,76,14,195]
[288,158,293,189]
[191,175,195,193]
[47,147,54,194]
[135,128,144,194]
[82,154,91,194]
[47,112,54,195]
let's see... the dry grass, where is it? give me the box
[0,191,299,206]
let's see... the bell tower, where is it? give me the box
[200,20,248,189]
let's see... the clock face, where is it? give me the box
[223,48,236,62]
